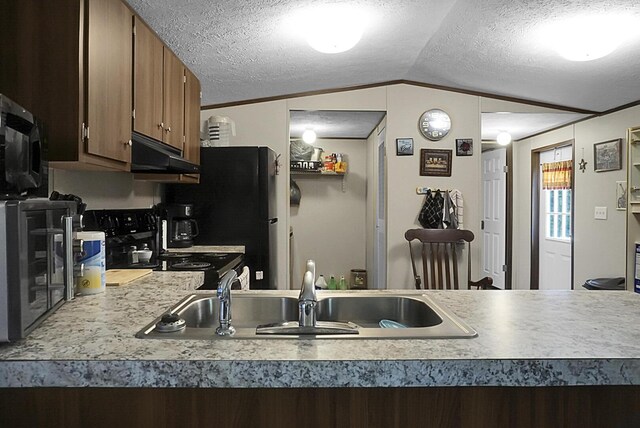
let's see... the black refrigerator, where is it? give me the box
[165,147,278,289]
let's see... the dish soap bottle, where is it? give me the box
[327,275,337,290]
[315,274,327,289]
[338,275,348,290]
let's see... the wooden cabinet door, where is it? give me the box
[162,48,185,150]
[133,17,164,141]
[184,68,201,166]
[86,0,132,164]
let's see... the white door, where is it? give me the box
[481,148,506,289]
[374,128,386,289]
[539,147,572,290]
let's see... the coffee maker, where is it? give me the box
[165,204,199,248]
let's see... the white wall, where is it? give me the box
[290,138,367,288]
[49,169,161,209]
[513,105,640,290]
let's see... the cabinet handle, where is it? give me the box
[125,140,132,147]
[166,127,172,133]
[158,122,164,129]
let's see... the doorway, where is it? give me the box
[530,141,575,290]
[288,110,387,289]
[481,147,507,289]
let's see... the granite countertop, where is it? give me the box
[1,272,640,388]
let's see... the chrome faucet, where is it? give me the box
[298,260,317,328]
[216,270,238,336]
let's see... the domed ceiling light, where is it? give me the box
[542,14,639,61]
[496,132,512,146]
[302,6,366,53]
[302,129,317,144]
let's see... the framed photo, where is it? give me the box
[420,149,452,177]
[456,138,473,156]
[594,139,622,172]
[396,138,414,156]
[616,181,627,211]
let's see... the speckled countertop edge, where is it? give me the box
[1,272,640,388]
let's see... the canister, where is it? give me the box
[74,231,106,295]
[350,269,367,289]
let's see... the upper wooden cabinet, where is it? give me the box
[0,0,133,171]
[133,18,185,151]
[133,18,164,142]
[184,68,201,168]
[86,0,133,164]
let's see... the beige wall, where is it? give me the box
[513,105,640,290]
[385,85,482,288]
[49,169,161,210]
[290,139,368,288]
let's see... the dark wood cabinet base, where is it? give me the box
[1,386,639,428]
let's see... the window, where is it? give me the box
[546,189,571,240]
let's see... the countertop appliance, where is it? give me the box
[163,204,198,248]
[0,198,77,341]
[0,94,47,199]
[84,208,243,289]
[166,147,278,289]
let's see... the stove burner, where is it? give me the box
[203,253,231,259]
[171,261,212,270]
[158,253,193,260]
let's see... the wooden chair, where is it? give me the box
[404,229,495,290]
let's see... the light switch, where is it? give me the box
[594,206,608,220]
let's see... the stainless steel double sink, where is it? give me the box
[136,291,477,340]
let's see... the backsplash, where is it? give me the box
[49,169,161,210]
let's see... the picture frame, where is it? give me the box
[594,139,622,172]
[616,181,627,211]
[396,138,414,156]
[420,149,452,176]
[455,138,473,156]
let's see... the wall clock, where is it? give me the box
[419,109,451,141]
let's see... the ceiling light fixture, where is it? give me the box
[496,132,512,146]
[302,129,317,144]
[302,6,365,54]
[543,15,639,61]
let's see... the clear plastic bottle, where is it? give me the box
[338,275,348,290]
[315,274,327,289]
[327,275,337,290]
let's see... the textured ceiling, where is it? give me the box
[289,110,386,139]
[481,112,588,141]
[126,0,640,112]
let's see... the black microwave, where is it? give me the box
[0,94,46,199]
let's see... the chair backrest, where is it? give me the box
[404,229,474,290]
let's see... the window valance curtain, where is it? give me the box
[542,160,572,190]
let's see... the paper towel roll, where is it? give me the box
[74,231,106,295]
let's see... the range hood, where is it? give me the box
[130,132,200,174]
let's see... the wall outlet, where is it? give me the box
[594,206,608,220]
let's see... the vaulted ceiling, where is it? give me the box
[127,1,640,138]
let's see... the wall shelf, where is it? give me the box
[291,170,345,176]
